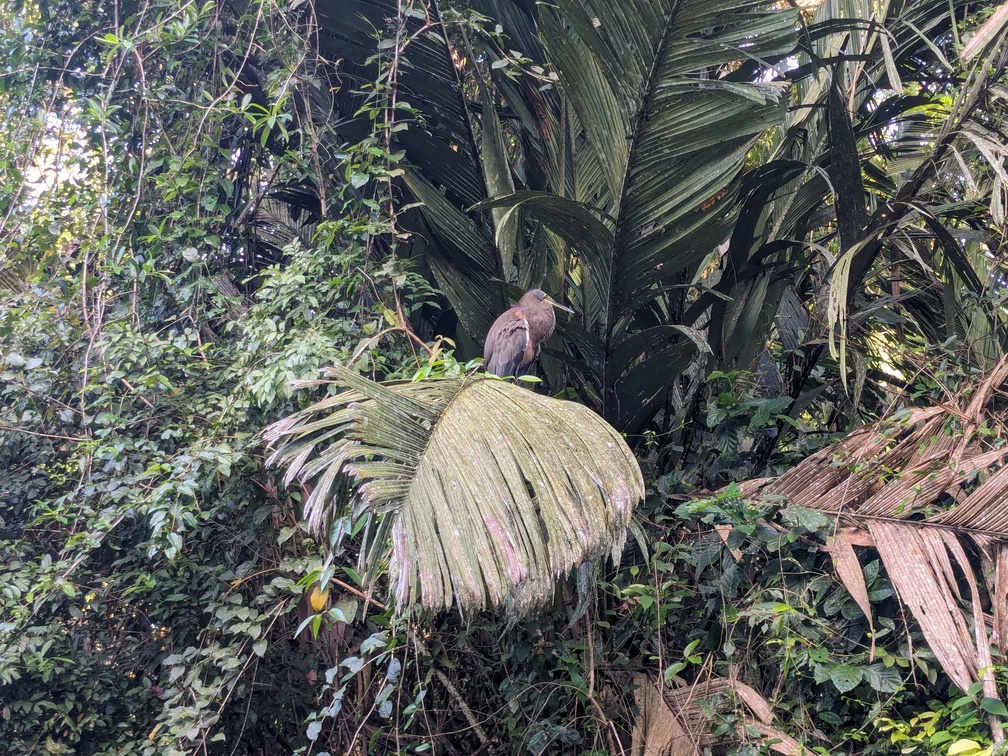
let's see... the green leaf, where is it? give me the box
[979,697,1008,717]
[330,600,358,624]
[781,505,832,534]
[829,665,863,693]
[862,663,903,694]
[306,721,322,741]
[947,740,989,756]
[360,632,387,655]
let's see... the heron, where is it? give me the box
[483,289,573,378]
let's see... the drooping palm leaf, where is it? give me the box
[264,366,643,615]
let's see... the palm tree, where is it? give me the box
[321,0,800,431]
[319,0,1008,439]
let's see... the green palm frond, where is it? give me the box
[319,0,798,430]
[478,0,798,429]
[264,367,643,615]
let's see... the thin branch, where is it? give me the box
[0,424,89,442]
[413,636,490,745]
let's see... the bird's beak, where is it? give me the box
[545,295,574,314]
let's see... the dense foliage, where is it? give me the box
[0,1,429,752]
[3,0,1008,754]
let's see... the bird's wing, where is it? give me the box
[483,309,529,377]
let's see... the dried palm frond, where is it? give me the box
[740,358,1008,739]
[631,673,802,755]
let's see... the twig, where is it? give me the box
[413,636,490,745]
[0,424,89,443]
[331,578,387,611]
[120,378,156,409]
[584,687,625,756]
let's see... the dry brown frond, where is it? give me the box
[632,674,803,755]
[743,358,1008,740]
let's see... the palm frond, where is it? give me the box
[477,0,798,427]
[740,359,1008,724]
[264,367,643,615]
[632,673,803,755]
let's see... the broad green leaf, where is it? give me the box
[862,663,903,694]
[829,664,863,693]
[980,697,1008,717]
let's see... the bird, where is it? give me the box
[483,289,573,378]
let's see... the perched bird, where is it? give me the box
[483,289,573,377]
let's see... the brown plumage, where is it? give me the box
[483,289,573,377]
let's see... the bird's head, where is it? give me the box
[529,289,573,313]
